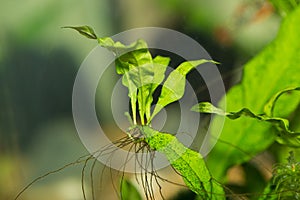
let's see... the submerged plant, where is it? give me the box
[14,12,300,198]
[272,151,300,199]
[63,25,225,199]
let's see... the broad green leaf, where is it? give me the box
[121,179,142,200]
[206,7,300,180]
[151,59,216,120]
[63,25,98,39]
[140,126,225,199]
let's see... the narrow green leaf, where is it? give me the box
[191,102,227,116]
[122,71,138,124]
[62,25,98,39]
[145,56,170,121]
[192,99,300,147]
[140,126,225,199]
[121,179,142,200]
[151,59,217,119]
[122,64,154,125]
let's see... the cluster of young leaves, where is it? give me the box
[66,26,224,199]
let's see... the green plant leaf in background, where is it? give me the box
[121,179,142,200]
[269,0,300,17]
[141,126,225,200]
[206,6,300,181]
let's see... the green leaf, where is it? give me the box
[269,0,300,17]
[122,64,154,125]
[191,102,227,116]
[264,86,300,117]
[192,98,300,147]
[151,59,217,120]
[206,7,300,181]
[122,71,138,124]
[62,25,98,39]
[145,56,170,121]
[121,179,142,200]
[140,126,225,199]
[95,37,154,124]
[97,38,152,75]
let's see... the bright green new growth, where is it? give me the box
[65,25,224,199]
[192,86,300,147]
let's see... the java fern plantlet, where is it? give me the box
[63,25,225,200]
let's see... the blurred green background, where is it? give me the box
[0,0,282,199]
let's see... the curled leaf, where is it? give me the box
[264,86,300,117]
[192,87,300,147]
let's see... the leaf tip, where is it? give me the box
[62,25,98,40]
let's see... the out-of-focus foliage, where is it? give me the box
[0,1,112,199]
[121,179,142,200]
[269,0,300,17]
[206,5,300,181]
